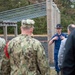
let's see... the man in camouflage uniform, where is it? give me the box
[1,19,50,75]
[0,37,6,74]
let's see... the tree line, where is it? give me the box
[0,0,75,34]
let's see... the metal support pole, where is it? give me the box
[46,0,53,64]
[14,25,18,37]
[3,26,7,42]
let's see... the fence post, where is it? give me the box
[46,0,53,64]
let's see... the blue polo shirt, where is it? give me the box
[51,33,67,53]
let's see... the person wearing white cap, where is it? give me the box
[1,19,50,75]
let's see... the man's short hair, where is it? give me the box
[67,24,75,32]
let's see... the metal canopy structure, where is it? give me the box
[0,2,47,42]
[0,2,46,22]
[0,21,17,42]
[0,1,60,22]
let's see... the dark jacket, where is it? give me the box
[62,29,75,75]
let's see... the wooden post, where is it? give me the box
[58,10,61,24]
[46,0,53,64]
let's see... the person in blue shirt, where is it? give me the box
[49,24,67,75]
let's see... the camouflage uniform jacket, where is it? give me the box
[0,37,6,74]
[1,34,50,75]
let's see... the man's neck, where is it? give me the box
[21,32,32,36]
[58,32,61,35]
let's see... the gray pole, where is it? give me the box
[3,26,7,42]
[46,0,53,64]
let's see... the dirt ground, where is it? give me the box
[50,68,57,75]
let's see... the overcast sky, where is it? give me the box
[70,0,75,2]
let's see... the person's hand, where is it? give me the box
[60,35,65,40]
[53,36,58,40]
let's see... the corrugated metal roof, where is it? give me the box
[0,2,46,22]
[0,1,60,22]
